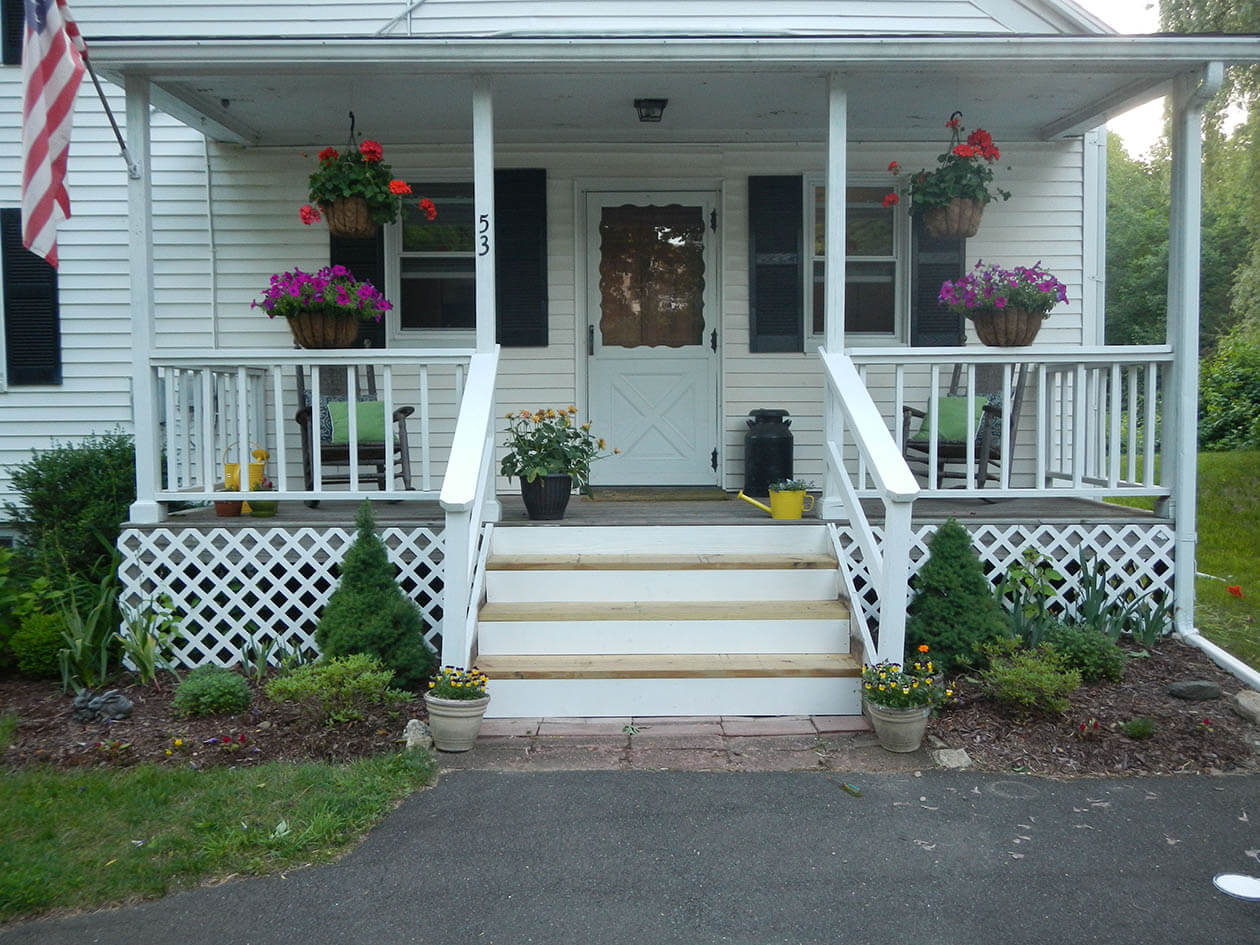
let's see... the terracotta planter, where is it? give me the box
[424,693,490,752]
[520,473,573,521]
[321,196,378,239]
[286,309,361,349]
[922,197,985,240]
[213,500,242,517]
[970,306,1045,346]
[865,701,931,753]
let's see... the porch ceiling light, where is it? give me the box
[633,98,668,122]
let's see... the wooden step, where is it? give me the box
[490,523,832,556]
[487,552,836,571]
[485,567,841,602]
[478,599,849,622]
[474,652,860,681]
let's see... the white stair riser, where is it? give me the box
[491,524,830,557]
[477,619,851,655]
[485,568,841,602]
[484,677,862,718]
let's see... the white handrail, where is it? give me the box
[820,347,919,665]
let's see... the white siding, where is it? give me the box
[66,0,1088,39]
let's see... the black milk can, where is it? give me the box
[744,408,793,497]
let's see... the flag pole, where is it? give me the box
[81,52,141,180]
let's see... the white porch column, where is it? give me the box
[471,79,502,521]
[125,76,162,524]
[1166,63,1223,636]
[820,75,847,520]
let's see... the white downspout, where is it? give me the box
[820,74,847,521]
[125,75,163,525]
[1166,62,1224,637]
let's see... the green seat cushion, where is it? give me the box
[910,395,988,444]
[326,400,387,444]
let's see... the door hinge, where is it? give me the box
[710,330,717,352]
[711,448,718,471]
[710,210,717,232]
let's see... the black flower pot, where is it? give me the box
[520,474,573,520]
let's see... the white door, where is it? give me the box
[586,193,719,486]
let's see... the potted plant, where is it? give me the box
[298,138,437,238]
[424,666,490,752]
[938,261,1069,346]
[251,265,394,348]
[888,111,1010,239]
[861,645,952,753]
[247,478,278,518]
[500,407,616,520]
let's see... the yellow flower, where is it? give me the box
[428,681,435,688]
[174,738,183,747]
[567,405,578,414]
[902,687,911,695]
[911,680,919,688]
[546,409,556,418]
[597,439,606,450]
[945,689,954,697]
[165,748,172,756]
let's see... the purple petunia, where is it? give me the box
[251,265,393,323]
[938,260,1068,319]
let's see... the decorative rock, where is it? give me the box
[932,748,974,769]
[403,718,433,750]
[71,689,134,722]
[1167,680,1223,701]
[1230,690,1260,725]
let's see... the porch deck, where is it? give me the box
[143,492,1165,531]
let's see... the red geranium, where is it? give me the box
[882,192,900,208]
[419,197,437,221]
[359,139,384,162]
[318,147,339,163]
[389,179,413,195]
[299,204,322,225]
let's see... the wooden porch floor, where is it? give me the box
[146,492,1166,530]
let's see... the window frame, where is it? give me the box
[804,174,910,348]
[383,176,478,349]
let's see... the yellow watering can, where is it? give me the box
[224,445,268,513]
[737,487,815,520]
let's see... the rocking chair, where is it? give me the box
[294,342,415,507]
[901,362,1028,489]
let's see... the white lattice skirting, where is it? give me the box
[118,525,445,668]
[837,521,1176,641]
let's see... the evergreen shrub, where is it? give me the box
[10,613,64,678]
[979,640,1081,716]
[264,653,408,725]
[1199,335,1260,450]
[172,666,251,717]
[315,501,436,692]
[1044,624,1126,683]
[904,518,1010,674]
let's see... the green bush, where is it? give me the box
[1121,717,1156,740]
[172,666,251,717]
[905,518,1011,674]
[3,432,136,585]
[1200,335,1260,450]
[979,640,1082,716]
[9,613,64,678]
[264,653,408,725]
[314,501,436,692]
[1043,624,1127,683]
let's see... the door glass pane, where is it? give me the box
[598,204,705,348]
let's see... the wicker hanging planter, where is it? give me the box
[286,310,361,349]
[321,196,377,239]
[970,306,1045,346]
[922,197,985,240]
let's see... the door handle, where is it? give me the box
[588,325,595,356]
[710,330,717,352]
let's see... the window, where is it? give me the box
[1,208,61,386]
[807,181,905,341]
[388,182,476,341]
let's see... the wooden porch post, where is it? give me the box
[472,78,502,522]
[1165,63,1223,636]
[125,75,163,525]
[820,74,847,520]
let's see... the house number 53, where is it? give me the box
[478,214,490,256]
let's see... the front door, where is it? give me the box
[586,193,719,486]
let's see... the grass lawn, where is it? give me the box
[0,750,436,923]
[1109,450,1260,670]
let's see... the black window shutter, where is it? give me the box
[748,176,804,353]
[910,218,966,346]
[494,168,548,347]
[329,231,386,348]
[2,0,22,67]
[2,208,61,385]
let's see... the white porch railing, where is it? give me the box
[438,348,501,668]
[848,346,1173,499]
[148,348,474,505]
[821,348,919,665]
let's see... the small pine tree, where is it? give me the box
[904,518,1009,674]
[315,501,436,692]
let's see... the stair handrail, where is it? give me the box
[439,347,500,667]
[820,348,919,664]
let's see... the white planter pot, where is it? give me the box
[424,693,490,752]
[864,701,931,753]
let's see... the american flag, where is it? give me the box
[21,0,86,268]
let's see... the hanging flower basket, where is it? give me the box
[923,197,985,240]
[286,309,362,349]
[970,306,1045,346]
[321,196,377,239]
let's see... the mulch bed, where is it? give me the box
[1,676,429,771]
[932,637,1260,777]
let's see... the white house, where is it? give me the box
[2,0,1257,717]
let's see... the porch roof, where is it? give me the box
[90,34,1260,147]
